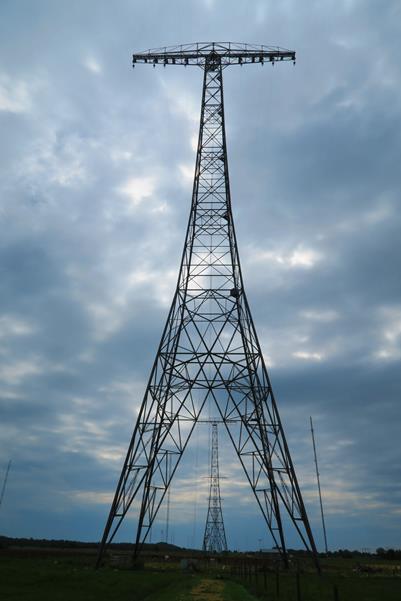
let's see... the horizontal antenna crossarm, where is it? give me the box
[132,42,295,67]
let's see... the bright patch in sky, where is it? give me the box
[251,245,321,269]
[83,57,102,74]
[162,80,199,124]
[70,491,113,505]
[293,351,324,362]
[190,134,198,152]
[301,309,339,322]
[178,162,194,183]
[0,359,43,385]
[0,74,31,113]
[375,306,401,361]
[289,247,321,268]
[0,316,36,338]
[118,176,155,209]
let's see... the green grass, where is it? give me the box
[143,575,260,601]
[233,569,401,601]
[0,556,260,601]
[1,554,401,601]
[141,574,200,600]
[0,556,193,601]
[222,579,260,600]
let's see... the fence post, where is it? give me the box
[296,562,302,601]
[276,566,280,598]
[333,583,339,601]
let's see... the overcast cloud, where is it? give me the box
[0,0,400,552]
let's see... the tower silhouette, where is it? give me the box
[203,422,227,553]
[97,43,318,569]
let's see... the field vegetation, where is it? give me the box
[1,543,401,601]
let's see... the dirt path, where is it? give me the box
[189,578,225,601]
[187,577,258,601]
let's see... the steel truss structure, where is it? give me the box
[203,422,227,553]
[97,42,318,569]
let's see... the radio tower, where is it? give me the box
[203,422,227,553]
[97,42,319,570]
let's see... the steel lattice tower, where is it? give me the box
[203,422,227,553]
[97,42,319,570]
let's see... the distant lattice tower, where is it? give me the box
[97,42,319,571]
[203,422,227,553]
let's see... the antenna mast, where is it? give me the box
[0,460,11,509]
[97,41,319,571]
[310,417,328,553]
[165,453,171,544]
[203,422,227,553]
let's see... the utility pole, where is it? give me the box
[165,453,171,544]
[0,460,11,509]
[203,422,227,552]
[97,42,319,571]
[310,417,328,553]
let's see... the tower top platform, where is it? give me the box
[133,41,295,67]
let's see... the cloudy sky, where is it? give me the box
[1,0,400,553]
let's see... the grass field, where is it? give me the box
[233,568,401,601]
[1,555,190,601]
[0,554,257,601]
[1,552,401,601]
